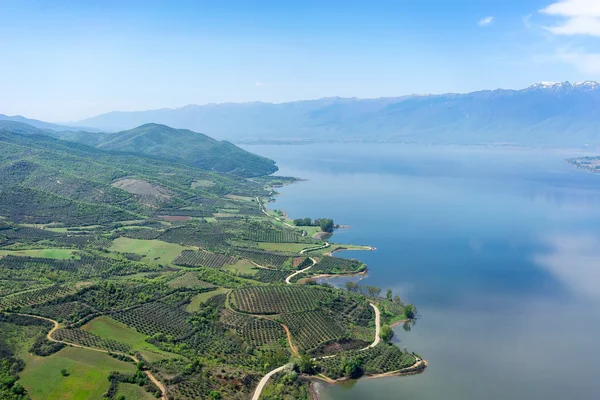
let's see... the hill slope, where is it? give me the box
[74,81,600,147]
[93,123,277,177]
[0,122,272,225]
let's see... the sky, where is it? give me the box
[1,0,600,121]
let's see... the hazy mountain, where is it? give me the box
[73,81,600,147]
[0,114,94,132]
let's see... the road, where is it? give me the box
[251,364,289,400]
[11,313,168,400]
[365,303,381,349]
[256,196,295,228]
[285,257,316,284]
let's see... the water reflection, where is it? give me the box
[244,144,600,400]
[534,234,600,301]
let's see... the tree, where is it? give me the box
[386,289,392,301]
[319,218,334,233]
[297,353,315,374]
[209,391,222,399]
[404,304,417,319]
[303,217,312,226]
[293,218,304,226]
[366,286,381,297]
[380,325,394,342]
[345,281,359,292]
[393,295,403,305]
[341,356,363,379]
[60,369,69,377]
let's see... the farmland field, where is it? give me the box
[186,287,230,312]
[173,249,236,268]
[19,347,136,400]
[0,248,78,259]
[231,286,329,314]
[82,315,174,361]
[115,383,157,400]
[109,237,194,264]
[257,242,311,252]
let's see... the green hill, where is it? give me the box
[0,122,271,225]
[94,123,277,177]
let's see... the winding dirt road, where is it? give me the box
[256,196,295,228]
[11,313,167,400]
[364,303,381,349]
[251,364,289,400]
[285,257,316,284]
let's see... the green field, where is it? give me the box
[20,347,136,400]
[0,248,78,259]
[115,382,157,400]
[109,237,194,264]
[82,316,174,362]
[186,288,230,312]
[222,259,258,276]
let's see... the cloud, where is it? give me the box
[255,81,262,87]
[541,0,600,36]
[478,16,494,26]
[556,50,600,73]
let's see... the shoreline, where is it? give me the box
[307,357,428,386]
[263,181,425,399]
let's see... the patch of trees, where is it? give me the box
[0,338,27,400]
[293,217,335,232]
[379,325,394,342]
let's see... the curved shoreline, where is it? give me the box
[255,184,425,398]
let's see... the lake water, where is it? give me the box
[243,143,600,400]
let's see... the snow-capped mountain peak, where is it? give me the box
[524,81,600,92]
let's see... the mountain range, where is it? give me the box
[3,81,600,148]
[65,81,600,147]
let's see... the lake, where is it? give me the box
[243,143,600,400]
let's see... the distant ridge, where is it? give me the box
[68,81,600,147]
[0,113,95,132]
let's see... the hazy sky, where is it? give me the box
[1,0,600,121]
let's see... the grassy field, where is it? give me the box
[20,347,136,400]
[0,248,78,259]
[115,382,157,400]
[109,237,194,264]
[186,288,230,312]
[82,316,174,362]
[222,259,257,276]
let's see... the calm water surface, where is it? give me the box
[243,144,600,400]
